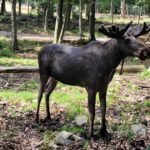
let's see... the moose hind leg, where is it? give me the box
[99,89,108,137]
[36,74,49,123]
[87,88,96,138]
[45,77,58,122]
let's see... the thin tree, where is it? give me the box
[85,3,90,20]
[58,0,71,43]
[11,0,19,51]
[54,0,64,43]
[66,3,72,30]
[110,0,114,24]
[0,0,6,15]
[120,0,126,18]
[89,0,96,41]
[18,0,22,16]
[79,0,83,39]
[44,0,51,31]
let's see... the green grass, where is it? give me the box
[51,84,87,120]
[0,56,37,66]
[18,39,47,52]
[0,90,37,111]
[0,37,13,57]
[42,131,55,148]
[139,69,150,79]
[97,15,150,24]
[0,78,121,120]
[107,79,121,106]
[61,125,86,134]
[19,80,38,91]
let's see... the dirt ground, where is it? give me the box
[0,72,149,150]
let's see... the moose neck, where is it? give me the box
[104,39,125,70]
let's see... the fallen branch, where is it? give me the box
[139,85,150,89]
[0,65,145,73]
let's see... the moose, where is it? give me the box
[36,22,150,138]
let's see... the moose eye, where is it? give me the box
[125,39,130,44]
[125,38,130,43]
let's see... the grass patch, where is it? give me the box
[0,37,13,57]
[0,90,36,102]
[0,90,37,111]
[107,78,121,106]
[52,84,87,120]
[19,80,38,91]
[42,131,55,149]
[97,15,150,24]
[0,77,122,120]
[139,69,150,80]
[18,39,47,52]
[61,125,86,134]
[0,56,37,66]
[118,125,134,140]
[144,100,150,107]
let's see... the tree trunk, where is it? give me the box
[138,6,143,24]
[53,0,64,43]
[126,4,129,16]
[85,4,90,20]
[44,0,51,31]
[79,0,83,39]
[27,0,29,16]
[89,0,96,41]
[110,0,114,24]
[66,3,72,30]
[18,0,22,16]
[58,0,71,43]
[11,0,19,51]
[120,0,126,18]
[1,0,6,15]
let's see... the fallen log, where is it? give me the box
[0,66,38,73]
[0,65,146,73]
[117,65,145,73]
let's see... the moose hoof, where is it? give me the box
[87,133,94,141]
[35,117,39,123]
[44,116,52,124]
[99,128,108,138]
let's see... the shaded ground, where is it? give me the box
[0,30,110,43]
[0,73,149,150]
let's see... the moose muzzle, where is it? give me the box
[137,47,150,60]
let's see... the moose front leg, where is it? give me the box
[99,89,108,137]
[87,88,96,138]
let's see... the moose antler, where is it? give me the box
[98,21,132,38]
[133,22,150,37]
[127,22,150,37]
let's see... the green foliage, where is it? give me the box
[118,125,134,140]
[0,38,13,57]
[144,100,150,107]
[42,131,55,147]
[139,69,150,79]
[0,48,13,57]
